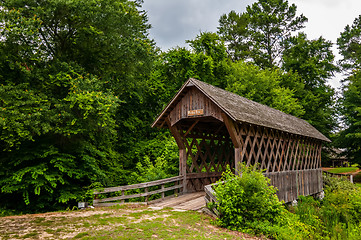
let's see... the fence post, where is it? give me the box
[161,184,165,199]
[121,190,125,204]
[145,187,149,202]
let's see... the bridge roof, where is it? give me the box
[152,78,330,142]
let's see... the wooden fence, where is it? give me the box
[265,169,323,203]
[204,168,323,216]
[93,176,183,207]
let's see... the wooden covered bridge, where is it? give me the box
[94,78,330,208]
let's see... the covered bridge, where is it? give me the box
[152,78,330,203]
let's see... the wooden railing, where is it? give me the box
[204,181,221,217]
[93,176,183,207]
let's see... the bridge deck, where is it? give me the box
[149,192,206,211]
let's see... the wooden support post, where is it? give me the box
[161,184,165,199]
[121,190,125,204]
[222,113,240,148]
[235,148,241,175]
[145,187,149,202]
[166,116,187,193]
[222,113,241,175]
[180,148,187,193]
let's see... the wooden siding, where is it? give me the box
[265,169,323,202]
[169,87,223,126]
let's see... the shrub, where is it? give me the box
[212,166,308,239]
[212,169,361,239]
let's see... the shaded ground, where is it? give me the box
[0,205,266,240]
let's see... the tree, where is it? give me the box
[218,11,249,61]
[337,15,361,72]
[337,15,361,164]
[338,72,361,165]
[0,0,155,212]
[282,33,337,136]
[150,32,231,100]
[218,0,307,68]
[226,61,305,117]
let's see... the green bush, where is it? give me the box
[213,167,282,230]
[211,168,361,239]
[293,175,361,239]
[212,166,311,239]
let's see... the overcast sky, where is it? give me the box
[142,0,361,89]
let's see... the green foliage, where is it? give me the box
[0,0,156,212]
[337,15,361,165]
[282,32,337,137]
[0,67,122,211]
[151,32,230,99]
[323,174,357,192]
[337,15,361,71]
[293,176,361,239]
[218,10,249,61]
[218,0,307,68]
[226,61,305,117]
[338,71,361,165]
[218,0,337,142]
[212,168,361,239]
[213,166,287,237]
[126,134,179,184]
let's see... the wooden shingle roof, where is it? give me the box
[152,78,330,142]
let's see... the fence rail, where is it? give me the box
[93,176,183,207]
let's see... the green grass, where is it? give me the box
[326,167,359,174]
[0,206,245,240]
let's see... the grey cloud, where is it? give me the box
[142,0,254,50]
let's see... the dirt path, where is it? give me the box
[0,205,266,240]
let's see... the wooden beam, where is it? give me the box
[221,113,240,148]
[183,119,199,137]
[166,117,185,149]
[179,148,187,193]
[235,148,241,175]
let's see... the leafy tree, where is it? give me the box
[338,72,361,165]
[337,15,361,164]
[217,11,249,61]
[219,1,336,137]
[282,33,337,136]
[218,0,307,68]
[150,32,231,101]
[337,15,361,72]
[0,0,155,212]
[226,61,305,117]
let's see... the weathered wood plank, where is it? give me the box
[93,176,183,194]
[94,184,182,203]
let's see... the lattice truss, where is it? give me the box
[233,122,322,173]
[181,131,234,174]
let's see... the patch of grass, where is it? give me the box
[327,167,359,174]
[22,232,38,238]
[45,228,56,233]
[74,232,89,238]
[31,217,45,223]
